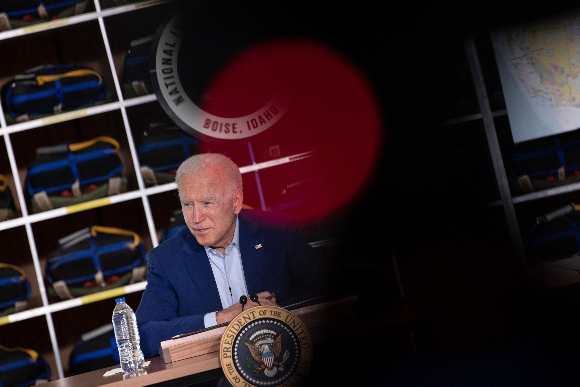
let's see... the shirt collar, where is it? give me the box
[232,216,240,247]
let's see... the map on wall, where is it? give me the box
[491,11,580,143]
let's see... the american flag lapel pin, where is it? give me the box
[254,244,263,249]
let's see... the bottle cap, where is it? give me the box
[115,297,125,303]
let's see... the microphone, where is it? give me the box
[250,294,261,305]
[239,295,247,311]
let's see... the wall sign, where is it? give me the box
[150,11,291,143]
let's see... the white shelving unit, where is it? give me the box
[0,0,324,379]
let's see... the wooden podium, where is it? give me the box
[160,295,357,364]
[40,296,357,387]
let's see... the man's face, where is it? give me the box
[179,171,242,252]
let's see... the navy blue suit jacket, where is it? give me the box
[135,209,336,358]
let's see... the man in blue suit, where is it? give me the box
[135,153,338,359]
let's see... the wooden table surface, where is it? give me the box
[41,353,222,387]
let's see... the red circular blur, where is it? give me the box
[202,39,383,224]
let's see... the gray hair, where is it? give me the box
[175,153,243,199]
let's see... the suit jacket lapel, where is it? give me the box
[181,232,222,310]
[238,212,264,294]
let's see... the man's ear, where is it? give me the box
[233,188,244,214]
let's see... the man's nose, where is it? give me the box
[191,207,204,223]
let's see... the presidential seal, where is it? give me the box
[219,305,312,386]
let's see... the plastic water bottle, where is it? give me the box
[112,297,144,373]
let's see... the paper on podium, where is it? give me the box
[159,295,357,363]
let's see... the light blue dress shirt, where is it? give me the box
[203,217,248,327]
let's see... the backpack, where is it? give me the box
[161,209,186,242]
[0,0,89,31]
[0,174,16,221]
[25,136,126,213]
[69,325,118,376]
[137,122,201,186]
[121,35,153,98]
[1,64,107,122]
[45,225,147,300]
[527,203,580,263]
[0,263,30,317]
[508,130,580,193]
[0,345,50,387]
